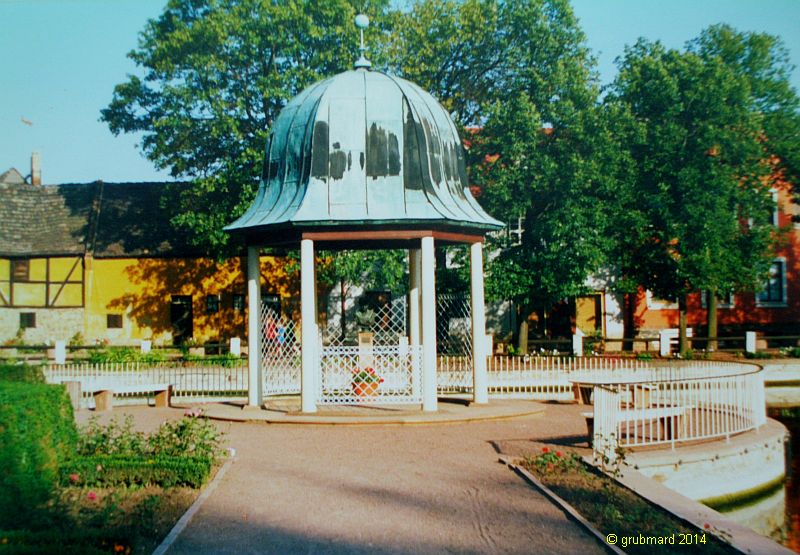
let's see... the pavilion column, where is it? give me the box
[470,241,488,404]
[421,236,437,412]
[301,238,318,413]
[408,249,422,399]
[247,246,262,407]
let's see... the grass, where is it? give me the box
[519,448,738,554]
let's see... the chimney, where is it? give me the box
[31,152,41,186]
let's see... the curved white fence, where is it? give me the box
[574,362,766,461]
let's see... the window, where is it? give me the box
[645,291,678,310]
[701,291,735,309]
[232,294,246,311]
[756,259,787,306]
[770,189,779,227]
[12,259,29,282]
[107,314,123,329]
[206,294,220,314]
[20,312,35,328]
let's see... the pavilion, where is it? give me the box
[225,16,502,413]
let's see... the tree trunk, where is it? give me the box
[678,294,689,357]
[706,289,718,352]
[622,293,636,351]
[340,279,347,342]
[517,319,529,354]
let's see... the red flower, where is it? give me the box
[69,473,79,483]
[704,523,711,530]
[541,446,549,453]
[87,491,97,501]
[556,451,563,458]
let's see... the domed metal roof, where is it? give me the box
[225,68,502,245]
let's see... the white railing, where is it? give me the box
[318,345,423,405]
[44,361,248,408]
[437,355,648,400]
[579,362,766,462]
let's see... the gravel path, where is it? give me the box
[78,403,605,554]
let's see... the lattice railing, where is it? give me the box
[318,345,422,405]
[437,293,471,356]
[260,305,301,395]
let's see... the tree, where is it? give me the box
[460,0,618,351]
[608,39,777,355]
[102,0,392,256]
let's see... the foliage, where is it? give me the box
[182,352,242,367]
[77,415,224,463]
[743,350,774,360]
[0,381,78,528]
[88,347,167,365]
[61,456,212,489]
[351,366,384,385]
[0,363,45,384]
[0,529,116,555]
[607,37,779,353]
[782,347,800,358]
[523,446,582,475]
[688,25,800,214]
[102,0,393,256]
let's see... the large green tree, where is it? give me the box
[608,39,778,355]
[458,0,619,350]
[102,0,391,255]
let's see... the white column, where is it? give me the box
[421,236,437,411]
[247,246,262,407]
[408,249,422,346]
[408,249,422,400]
[54,340,66,365]
[470,242,488,404]
[301,238,318,413]
[572,333,583,357]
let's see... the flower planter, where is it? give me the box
[352,381,379,397]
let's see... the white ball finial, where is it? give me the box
[355,14,369,29]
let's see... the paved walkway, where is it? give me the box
[77,403,604,554]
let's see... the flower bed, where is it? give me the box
[520,447,738,554]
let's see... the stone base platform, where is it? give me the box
[195,397,546,425]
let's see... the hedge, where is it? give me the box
[0,381,77,528]
[0,363,44,384]
[0,529,123,555]
[62,455,212,488]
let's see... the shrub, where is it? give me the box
[744,350,773,359]
[76,415,146,457]
[147,416,223,462]
[87,348,167,365]
[0,529,124,555]
[61,455,212,488]
[0,381,78,528]
[0,363,45,384]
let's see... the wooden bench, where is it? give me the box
[582,405,691,441]
[90,384,172,411]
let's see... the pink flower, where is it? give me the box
[541,446,549,454]
[69,473,79,483]
[546,463,555,471]
[87,491,97,501]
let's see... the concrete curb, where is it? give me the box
[498,455,624,555]
[151,455,235,555]
[582,456,795,555]
[202,404,546,426]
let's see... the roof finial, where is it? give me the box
[354,14,371,70]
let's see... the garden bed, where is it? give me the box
[517,447,739,554]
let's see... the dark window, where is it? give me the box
[170,296,193,345]
[757,260,786,304]
[232,294,246,311]
[12,260,29,282]
[107,314,123,329]
[206,294,220,314]
[20,312,35,328]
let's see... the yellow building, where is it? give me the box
[0,180,294,346]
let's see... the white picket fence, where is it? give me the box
[44,361,248,409]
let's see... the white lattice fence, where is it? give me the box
[260,305,301,395]
[318,345,422,405]
[437,294,471,356]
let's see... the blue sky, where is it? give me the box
[1,0,798,184]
